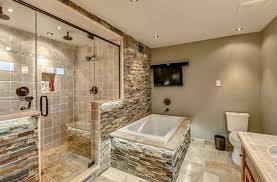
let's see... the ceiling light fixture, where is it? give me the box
[154,35,160,39]
[130,0,139,2]
[46,32,54,36]
[7,8,13,13]
[236,27,243,32]
[58,26,61,30]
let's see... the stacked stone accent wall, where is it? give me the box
[111,128,191,182]
[0,117,39,182]
[100,47,151,140]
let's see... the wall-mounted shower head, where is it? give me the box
[63,32,73,41]
[0,7,10,20]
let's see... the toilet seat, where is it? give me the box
[229,131,241,147]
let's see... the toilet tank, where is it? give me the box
[225,112,249,132]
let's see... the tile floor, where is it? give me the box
[41,144,92,182]
[93,138,241,182]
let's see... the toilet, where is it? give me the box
[225,112,249,166]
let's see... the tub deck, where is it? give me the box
[110,117,191,151]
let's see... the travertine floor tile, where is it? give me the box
[203,172,220,182]
[204,161,235,182]
[180,160,204,177]
[101,167,129,182]
[93,176,114,182]
[41,144,92,182]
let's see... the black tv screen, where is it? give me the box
[153,66,183,86]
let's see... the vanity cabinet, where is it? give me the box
[241,146,262,182]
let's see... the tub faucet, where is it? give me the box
[165,108,170,113]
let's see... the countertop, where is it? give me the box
[238,132,277,182]
[0,111,40,121]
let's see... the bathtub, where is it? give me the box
[110,114,191,182]
[120,114,185,143]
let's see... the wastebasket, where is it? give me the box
[214,135,225,151]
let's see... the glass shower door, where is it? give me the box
[71,33,96,167]
[36,12,96,181]
[94,37,121,101]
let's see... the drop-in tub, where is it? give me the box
[110,114,191,182]
[120,114,184,143]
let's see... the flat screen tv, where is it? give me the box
[153,66,183,86]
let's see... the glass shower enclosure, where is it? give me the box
[0,0,121,181]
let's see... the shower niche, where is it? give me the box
[0,0,122,181]
[41,73,56,92]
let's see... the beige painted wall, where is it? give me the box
[261,17,277,135]
[151,33,262,140]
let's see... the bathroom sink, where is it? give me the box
[268,146,277,159]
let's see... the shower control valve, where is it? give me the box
[90,86,98,95]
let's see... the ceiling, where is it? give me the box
[0,0,121,46]
[72,0,277,48]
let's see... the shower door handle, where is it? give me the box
[40,96,48,117]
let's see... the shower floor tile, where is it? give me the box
[41,144,91,182]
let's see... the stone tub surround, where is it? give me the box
[238,132,277,182]
[95,137,241,182]
[0,116,39,182]
[110,124,191,182]
[110,117,191,150]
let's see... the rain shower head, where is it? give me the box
[0,7,10,20]
[63,32,73,41]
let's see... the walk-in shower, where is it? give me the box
[0,0,121,181]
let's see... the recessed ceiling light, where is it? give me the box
[46,32,54,36]
[154,35,160,39]
[5,47,11,51]
[58,26,61,30]
[7,8,13,13]
[130,0,139,2]
[236,27,243,32]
